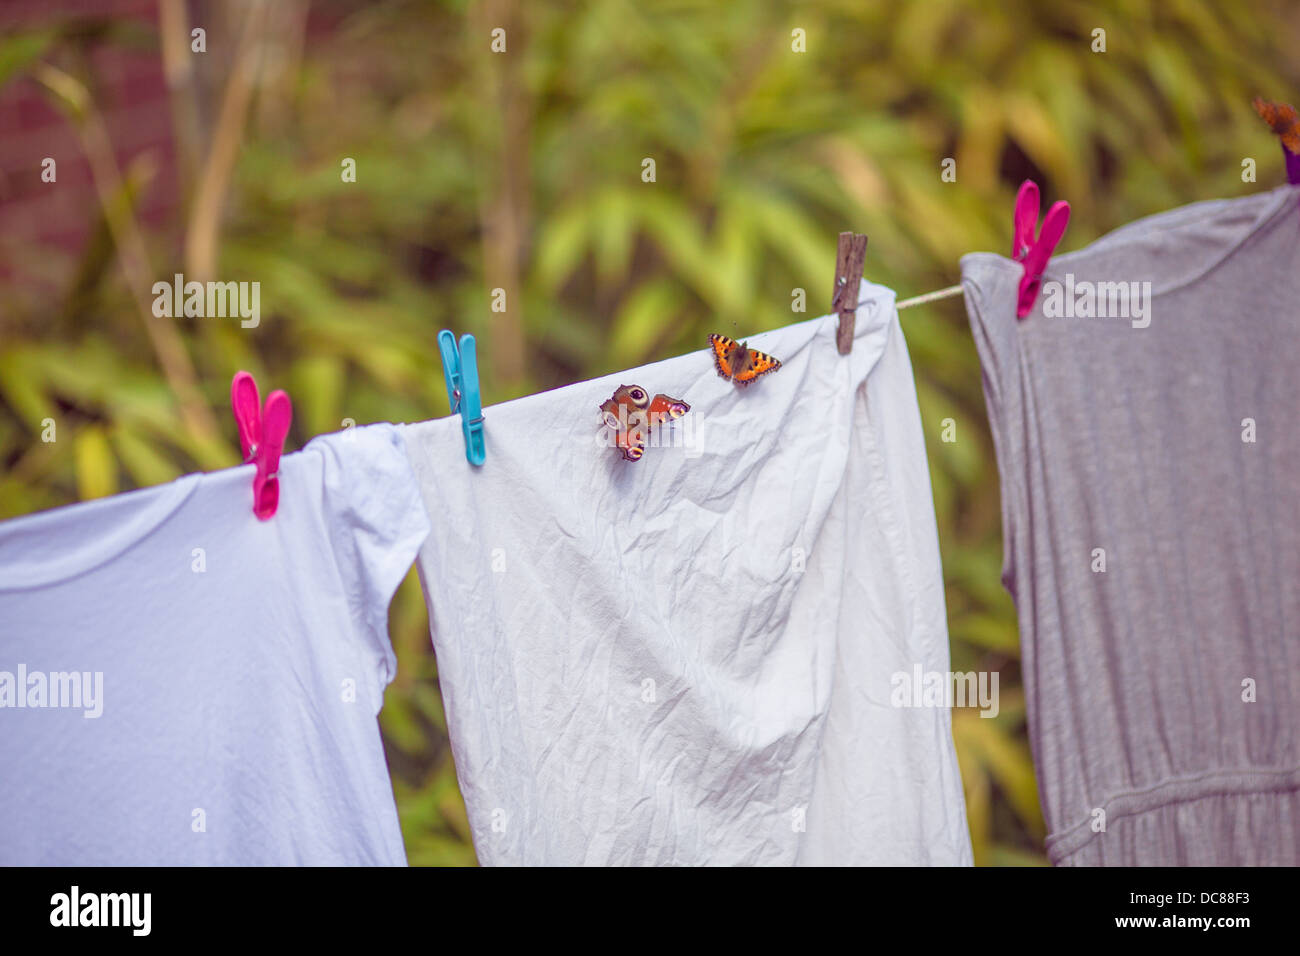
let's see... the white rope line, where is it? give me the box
[895,283,964,310]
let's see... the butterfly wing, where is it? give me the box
[618,428,646,461]
[599,397,621,430]
[1253,97,1289,132]
[1254,98,1300,153]
[647,394,690,425]
[612,384,651,409]
[601,385,655,461]
[708,334,741,380]
[601,385,653,428]
[732,344,782,385]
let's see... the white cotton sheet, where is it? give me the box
[403,281,973,866]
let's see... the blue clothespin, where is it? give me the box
[437,329,486,466]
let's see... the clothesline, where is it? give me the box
[895,283,964,310]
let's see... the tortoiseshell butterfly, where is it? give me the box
[1253,98,1300,154]
[599,384,690,461]
[708,334,781,386]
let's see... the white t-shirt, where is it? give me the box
[0,423,428,865]
[403,281,973,865]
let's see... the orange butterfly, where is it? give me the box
[1253,98,1300,154]
[708,334,781,386]
[599,384,690,461]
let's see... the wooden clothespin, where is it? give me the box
[832,232,868,354]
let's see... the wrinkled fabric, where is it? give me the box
[403,282,972,866]
[961,185,1300,866]
[0,424,427,865]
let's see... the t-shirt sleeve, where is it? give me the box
[318,423,432,698]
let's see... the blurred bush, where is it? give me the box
[1,0,1297,865]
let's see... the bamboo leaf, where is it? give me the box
[73,425,117,501]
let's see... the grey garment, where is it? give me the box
[961,185,1300,865]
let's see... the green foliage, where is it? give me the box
[1,0,1296,865]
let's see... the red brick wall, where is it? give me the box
[0,0,177,282]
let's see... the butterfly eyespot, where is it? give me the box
[629,388,647,403]
[601,411,621,429]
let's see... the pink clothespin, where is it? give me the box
[1012,180,1070,319]
[230,371,292,520]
